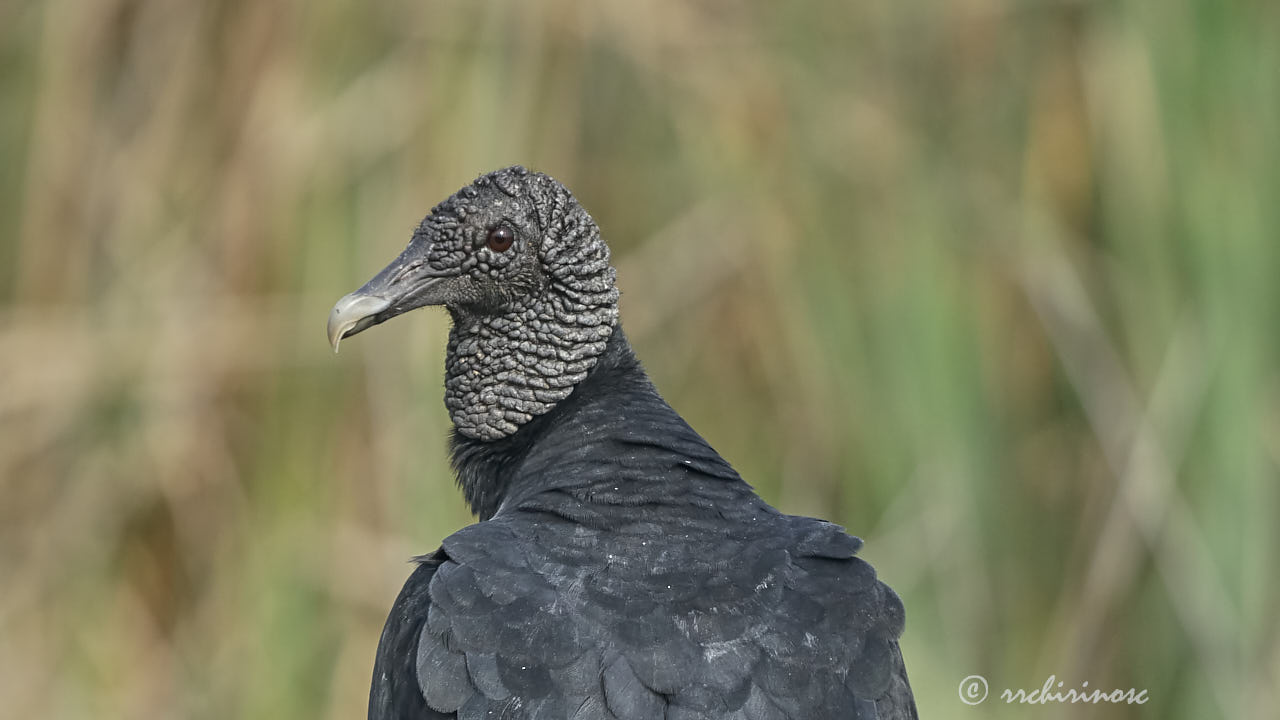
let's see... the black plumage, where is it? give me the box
[328,167,917,720]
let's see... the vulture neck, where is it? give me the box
[448,324,750,522]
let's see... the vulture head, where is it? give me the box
[328,166,620,441]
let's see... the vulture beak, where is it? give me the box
[327,240,457,352]
[327,293,392,352]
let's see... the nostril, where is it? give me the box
[388,260,423,286]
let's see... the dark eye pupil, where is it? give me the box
[487,227,514,253]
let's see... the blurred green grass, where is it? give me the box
[1,1,1277,718]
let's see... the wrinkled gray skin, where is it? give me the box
[329,167,619,440]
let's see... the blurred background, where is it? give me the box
[1,0,1277,718]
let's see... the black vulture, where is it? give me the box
[328,166,917,720]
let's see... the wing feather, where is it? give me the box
[371,515,916,720]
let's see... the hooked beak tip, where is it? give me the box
[327,292,392,352]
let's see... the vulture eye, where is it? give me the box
[486,226,515,253]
